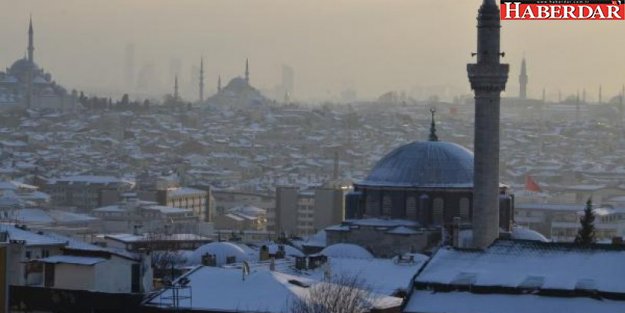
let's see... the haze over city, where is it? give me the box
[0,0,624,312]
[1,0,623,101]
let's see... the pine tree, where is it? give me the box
[574,198,596,245]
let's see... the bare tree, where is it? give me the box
[151,250,187,281]
[289,274,377,313]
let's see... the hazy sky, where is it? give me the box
[1,0,623,102]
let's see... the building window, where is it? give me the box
[432,198,444,225]
[459,197,470,221]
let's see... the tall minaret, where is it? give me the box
[467,0,509,249]
[245,58,250,83]
[519,57,528,100]
[26,16,35,108]
[199,57,204,102]
[28,16,34,63]
[217,75,222,93]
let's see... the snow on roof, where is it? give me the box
[387,226,420,235]
[37,255,106,266]
[188,242,250,266]
[53,175,133,185]
[511,226,549,242]
[261,243,304,257]
[404,290,625,313]
[11,209,97,225]
[144,205,191,214]
[320,243,374,260]
[344,218,419,228]
[306,256,427,295]
[46,232,139,261]
[145,267,312,312]
[416,240,625,294]
[2,224,66,246]
[145,266,401,312]
[167,187,206,197]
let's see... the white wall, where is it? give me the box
[93,256,133,293]
[53,263,96,291]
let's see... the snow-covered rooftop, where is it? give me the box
[416,240,625,294]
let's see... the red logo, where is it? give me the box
[501,0,625,20]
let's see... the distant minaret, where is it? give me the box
[519,57,528,100]
[199,57,204,102]
[599,85,602,104]
[26,16,35,108]
[245,58,250,83]
[28,16,34,63]
[467,0,509,249]
[217,75,222,93]
[174,75,179,101]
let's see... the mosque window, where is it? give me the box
[459,198,470,221]
[406,197,417,219]
[432,198,444,225]
[382,196,392,216]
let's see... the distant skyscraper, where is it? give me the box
[199,57,205,102]
[467,0,509,249]
[519,57,528,100]
[124,44,136,90]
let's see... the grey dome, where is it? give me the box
[359,141,474,188]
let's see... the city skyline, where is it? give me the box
[1,0,623,101]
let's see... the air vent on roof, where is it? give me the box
[575,278,597,291]
[450,272,477,286]
[518,275,544,290]
[288,279,310,288]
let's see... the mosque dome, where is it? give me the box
[8,58,38,76]
[224,77,251,91]
[320,243,374,259]
[188,242,250,266]
[359,141,474,188]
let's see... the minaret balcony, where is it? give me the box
[467,63,509,91]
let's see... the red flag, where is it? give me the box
[525,175,541,192]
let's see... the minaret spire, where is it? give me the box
[174,75,179,101]
[468,0,509,249]
[28,15,34,64]
[599,85,602,104]
[245,58,250,83]
[428,108,438,142]
[199,57,204,102]
[217,75,222,93]
[519,57,528,100]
